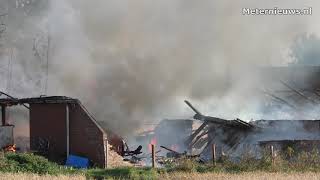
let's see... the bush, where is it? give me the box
[0,152,77,175]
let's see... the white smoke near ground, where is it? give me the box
[1,0,320,136]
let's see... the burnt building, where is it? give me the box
[0,96,123,168]
[186,116,320,160]
[183,99,320,160]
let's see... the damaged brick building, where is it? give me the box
[0,96,124,168]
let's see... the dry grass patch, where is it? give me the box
[161,172,320,180]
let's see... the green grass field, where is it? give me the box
[1,151,320,179]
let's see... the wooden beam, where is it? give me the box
[1,105,6,126]
[186,121,208,145]
[151,144,156,168]
[212,143,216,166]
[280,80,318,105]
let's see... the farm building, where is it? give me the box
[183,66,320,159]
[0,95,124,168]
[190,118,320,160]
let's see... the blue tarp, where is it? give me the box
[65,154,89,168]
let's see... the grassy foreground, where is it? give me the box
[160,172,320,180]
[1,172,320,180]
[1,152,320,179]
[0,172,320,180]
[0,173,84,180]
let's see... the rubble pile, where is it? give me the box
[107,143,132,168]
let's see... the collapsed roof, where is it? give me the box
[0,95,79,107]
[184,100,320,159]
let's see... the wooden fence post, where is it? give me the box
[151,144,156,168]
[212,143,216,166]
[270,145,275,165]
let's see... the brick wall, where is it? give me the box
[30,104,67,162]
[30,103,107,168]
[69,103,107,168]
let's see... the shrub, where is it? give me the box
[0,153,78,175]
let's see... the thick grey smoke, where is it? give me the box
[1,0,320,135]
[290,33,320,65]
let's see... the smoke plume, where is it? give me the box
[1,0,320,135]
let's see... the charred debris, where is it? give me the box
[135,68,320,163]
[133,99,320,164]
